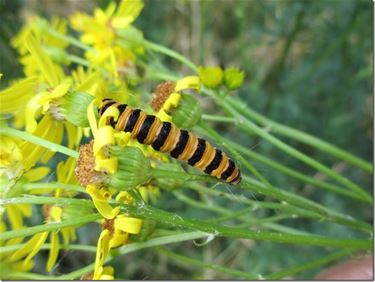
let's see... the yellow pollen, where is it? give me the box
[75,140,106,186]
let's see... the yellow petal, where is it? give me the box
[114,131,131,147]
[98,106,119,128]
[93,126,115,155]
[61,228,70,245]
[105,2,117,18]
[13,259,34,272]
[25,33,61,86]
[115,191,133,204]
[21,115,53,169]
[46,231,60,272]
[10,232,48,261]
[114,216,142,234]
[24,92,45,133]
[76,71,99,92]
[138,186,148,203]
[50,206,62,222]
[86,185,120,219]
[163,93,181,112]
[39,81,72,112]
[0,76,38,114]
[24,231,49,264]
[99,266,114,280]
[115,0,144,25]
[95,156,117,175]
[109,229,128,248]
[175,76,200,92]
[93,229,110,279]
[19,204,32,218]
[24,166,50,182]
[40,121,64,164]
[5,205,23,230]
[156,109,172,122]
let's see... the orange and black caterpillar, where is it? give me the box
[99,99,241,185]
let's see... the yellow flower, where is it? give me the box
[1,34,85,169]
[7,157,77,272]
[9,204,76,273]
[70,0,144,78]
[12,16,69,56]
[92,211,143,280]
[0,135,50,239]
[151,76,200,122]
[0,77,38,128]
[71,0,144,47]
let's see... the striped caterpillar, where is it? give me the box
[99,99,241,185]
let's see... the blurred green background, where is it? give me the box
[0,0,372,279]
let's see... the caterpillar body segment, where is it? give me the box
[99,99,241,185]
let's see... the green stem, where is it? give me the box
[119,204,372,250]
[4,272,58,280]
[172,191,230,215]
[0,213,99,241]
[0,126,79,158]
[1,196,92,207]
[227,95,372,173]
[189,182,371,232]
[265,250,351,279]
[23,183,84,193]
[45,28,92,51]
[229,141,365,202]
[152,168,216,183]
[241,177,372,233]
[158,247,261,280]
[143,40,198,73]
[187,183,322,220]
[203,207,254,223]
[261,223,313,236]
[67,54,92,67]
[207,91,372,203]
[57,231,210,280]
[202,114,236,123]
[0,243,97,254]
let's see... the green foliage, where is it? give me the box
[0,0,372,280]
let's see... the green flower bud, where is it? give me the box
[171,94,202,129]
[224,67,245,90]
[61,91,94,127]
[198,66,224,89]
[46,47,69,65]
[109,146,152,189]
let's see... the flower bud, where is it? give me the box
[224,67,245,90]
[109,146,151,189]
[198,66,224,89]
[171,94,202,129]
[46,47,69,65]
[61,91,94,127]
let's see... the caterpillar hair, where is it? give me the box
[99,99,241,185]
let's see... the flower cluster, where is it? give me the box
[0,0,243,279]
